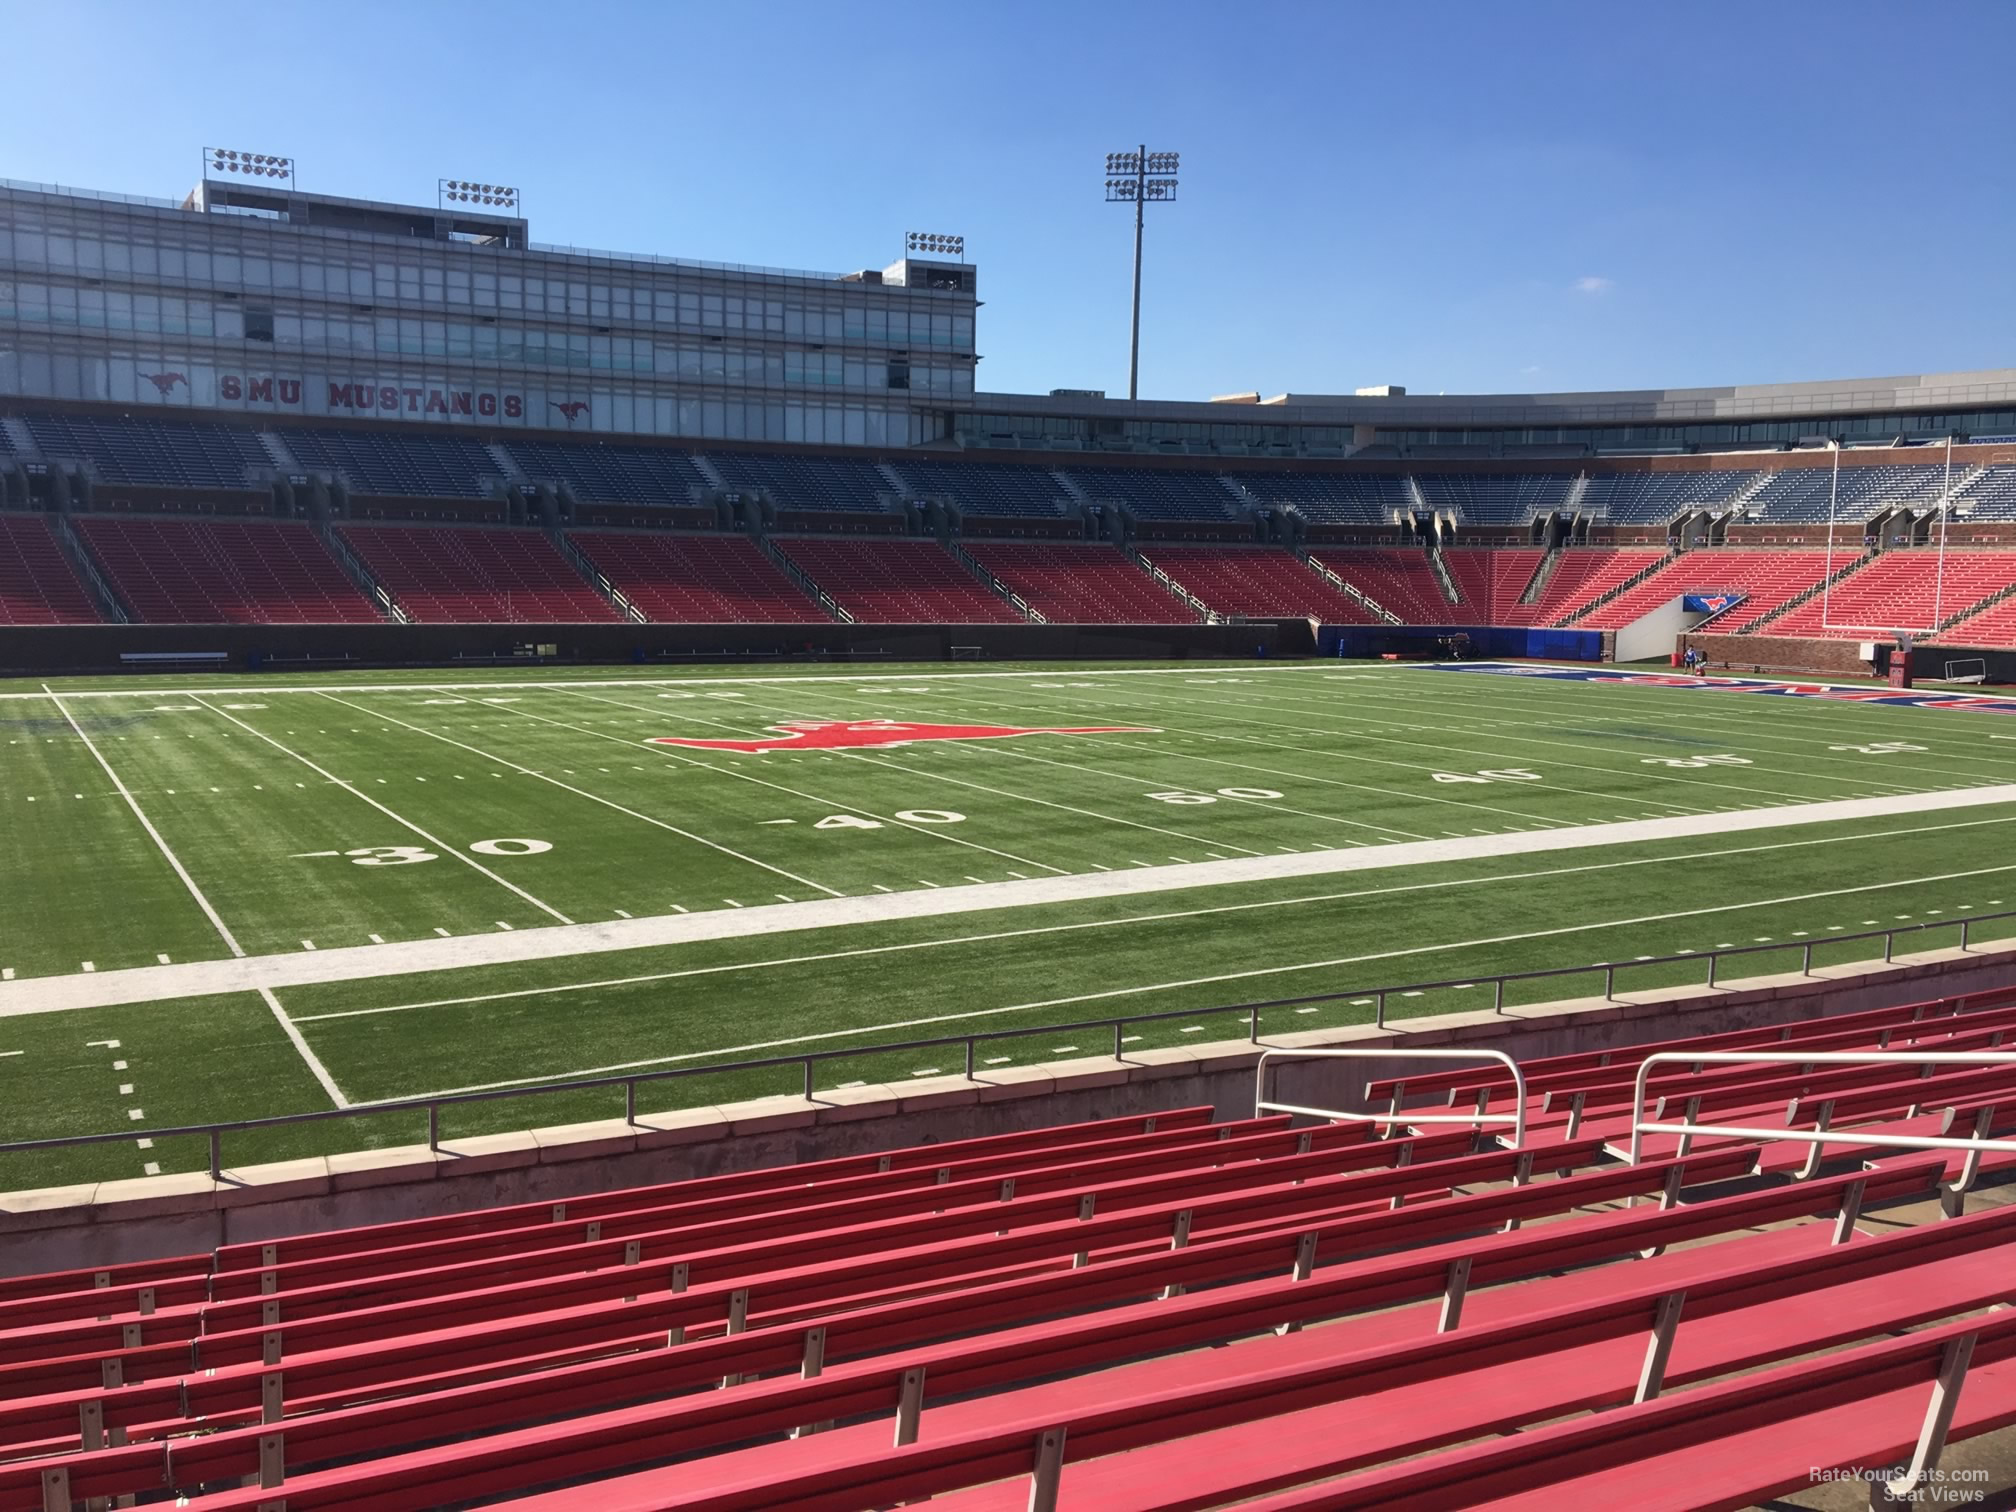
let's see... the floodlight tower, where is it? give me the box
[1104,146,1180,402]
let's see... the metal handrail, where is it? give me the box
[1256,1048,1527,1147]
[1,908,2007,1181]
[1626,1051,2016,1177]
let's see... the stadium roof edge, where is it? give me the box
[978,367,2016,429]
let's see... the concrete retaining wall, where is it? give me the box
[4,939,2014,1277]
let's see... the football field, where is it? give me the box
[4,658,2016,1190]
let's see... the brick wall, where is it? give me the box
[1684,632,1877,677]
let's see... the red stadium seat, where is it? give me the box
[336,523,622,622]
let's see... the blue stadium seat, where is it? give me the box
[22,412,271,490]
[1228,472,1408,524]
[1957,464,2016,522]
[1414,474,1574,524]
[1580,470,1760,523]
[706,452,895,512]
[885,459,1069,518]
[1746,463,1952,523]
[1059,466,1237,520]
[281,429,502,499]
[505,439,708,506]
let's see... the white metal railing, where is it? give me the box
[1626,1051,2016,1183]
[1256,1048,1527,1147]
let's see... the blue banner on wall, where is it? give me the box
[1317,626,1604,662]
[1683,593,1746,614]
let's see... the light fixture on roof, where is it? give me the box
[906,231,965,259]
[204,147,294,185]
[1103,143,1181,403]
[439,178,520,212]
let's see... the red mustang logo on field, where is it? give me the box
[652,719,1155,753]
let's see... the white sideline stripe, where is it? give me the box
[4,785,2016,1019]
[400,854,2016,1098]
[315,691,841,898]
[186,697,572,925]
[280,818,1999,1032]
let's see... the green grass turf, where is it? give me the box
[3,658,2014,1189]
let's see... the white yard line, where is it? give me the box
[5,782,2016,1018]
[44,686,247,955]
[259,986,351,1108]
[399,855,2016,1097]
[1340,678,2016,783]
[315,691,842,899]
[955,677,1834,811]
[539,689,1075,877]
[187,696,573,925]
[41,686,351,1107]
[1201,679,1937,800]
[884,680,1590,831]
[288,812,2016,1025]
[715,683,1433,843]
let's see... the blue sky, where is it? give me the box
[6,0,2013,401]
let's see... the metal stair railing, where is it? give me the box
[555,530,646,624]
[1296,552,1402,624]
[1557,546,1681,627]
[1627,1050,2016,1187]
[1127,547,1216,623]
[948,541,1043,623]
[1736,548,1876,634]
[757,535,851,622]
[1256,1047,1527,1146]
